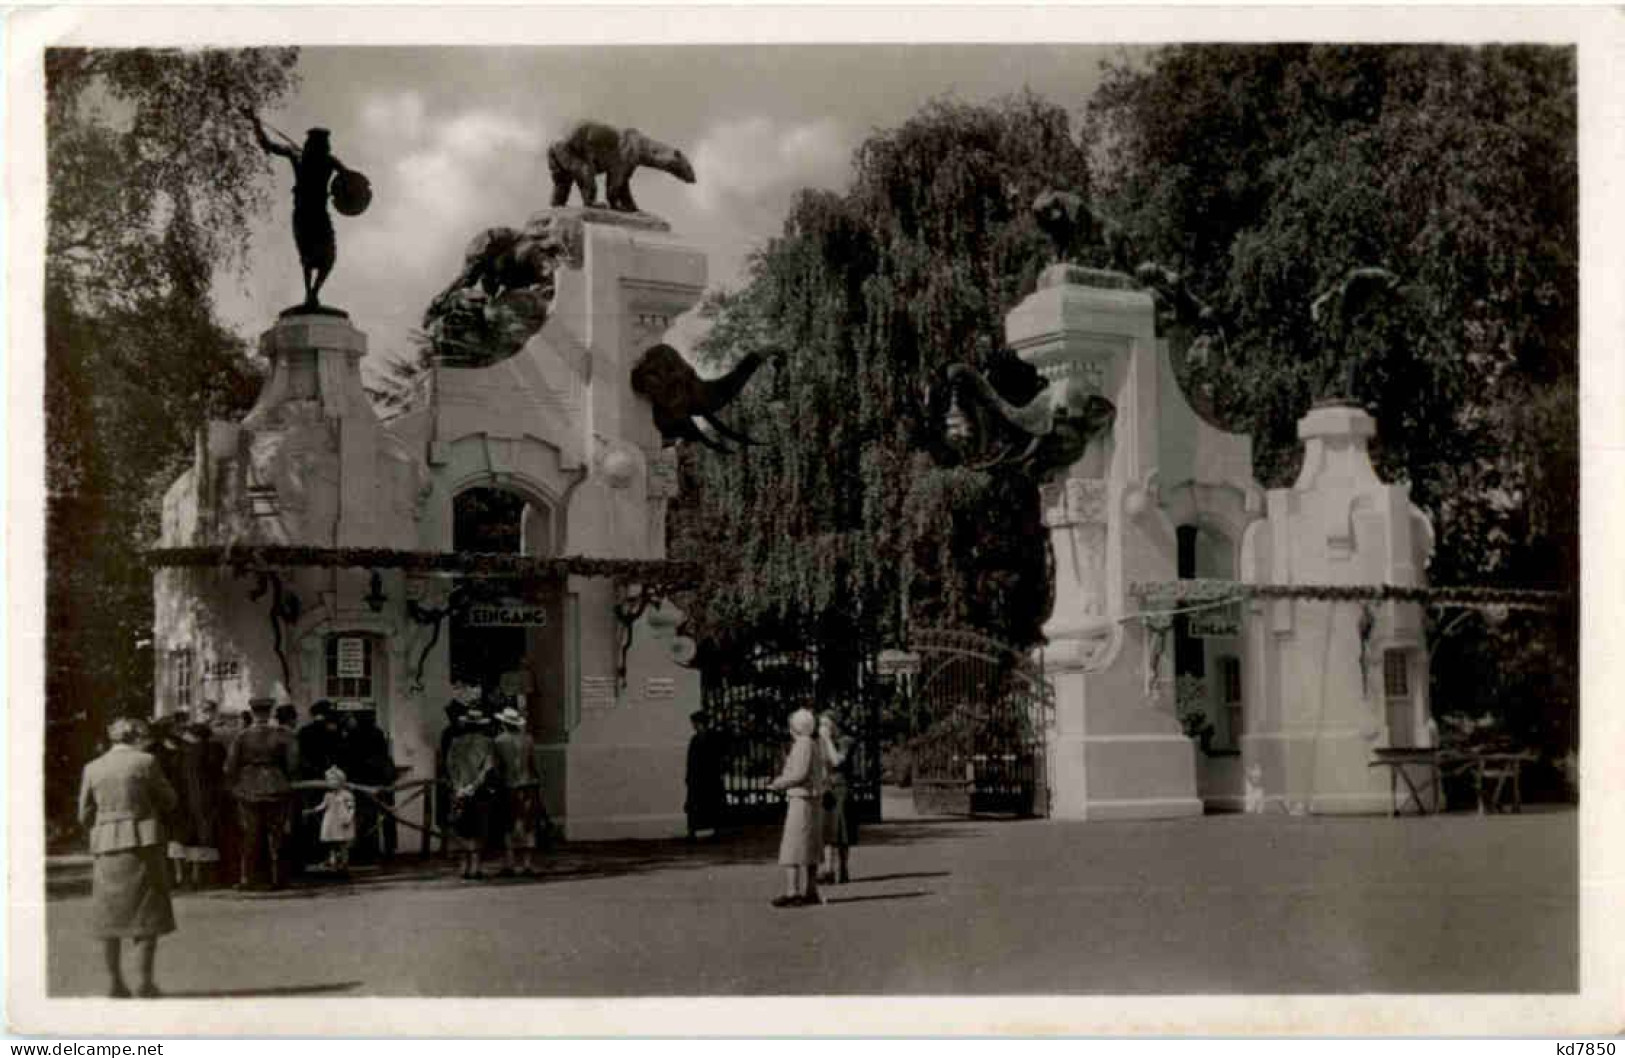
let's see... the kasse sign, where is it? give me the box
[466,602,549,628]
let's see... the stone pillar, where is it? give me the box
[546,217,708,839]
[1007,267,1202,820]
[1240,403,1435,814]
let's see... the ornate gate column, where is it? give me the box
[1007,266,1203,820]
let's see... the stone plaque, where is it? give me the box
[581,676,616,709]
[644,677,676,700]
[647,449,679,498]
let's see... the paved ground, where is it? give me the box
[43,807,1577,997]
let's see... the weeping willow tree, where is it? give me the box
[669,93,1092,663]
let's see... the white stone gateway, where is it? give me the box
[154,209,709,840]
[1006,264,1436,818]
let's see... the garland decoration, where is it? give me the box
[1129,578,1568,613]
[148,545,701,593]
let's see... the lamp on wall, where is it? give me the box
[365,570,389,613]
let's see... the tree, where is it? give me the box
[1085,45,1578,768]
[44,48,300,833]
[669,94,1090,662]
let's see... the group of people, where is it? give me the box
[75,698,396,998]
[438,700,548,880]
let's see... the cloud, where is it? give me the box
[689,116,853,218]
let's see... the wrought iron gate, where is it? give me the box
[891,627,1052,817]
[701,644,883,825]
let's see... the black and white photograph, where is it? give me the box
[4,4,1621,1039]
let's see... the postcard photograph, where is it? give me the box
[5,5,1621,1039]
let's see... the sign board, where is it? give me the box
[1188,604,1242,639]
[335,637,367,678]
[876,649,921,676]
[644,677,676,700]
[336,699,372,713]
[581,676,616,709]
[203,658,241,682]
[466,602,549,627]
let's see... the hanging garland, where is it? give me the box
[1129,578,1568,613]
[147,545,701,592]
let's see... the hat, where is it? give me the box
[497,706,525,728]
[463,707,487,724]
[248,697,275,713]
[307,127,331,139]
[310,700,334,717]
[788,707,816,737]
[324,765,347,784]
[275,703,298,721]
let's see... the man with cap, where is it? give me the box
[493,706,544,876]
[223,697,299,890]
[436,700,468,849]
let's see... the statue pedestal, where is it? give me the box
[1008,271,1202,821]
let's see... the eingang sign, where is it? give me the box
[465,603,549,628]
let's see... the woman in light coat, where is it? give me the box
[766,707,826,907]
[78,717,179,997]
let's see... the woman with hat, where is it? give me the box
[818,713,858,885]
[444,706,497,880]
[168,713,225,890]
[766,707,827,908]
[493,706,544,877]
[78,717,179,997]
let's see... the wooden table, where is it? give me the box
[1369,748,1443,816]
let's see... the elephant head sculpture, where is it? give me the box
[631,343,770,453]
[940,358,1115,478]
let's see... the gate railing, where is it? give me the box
[701,645,883,825]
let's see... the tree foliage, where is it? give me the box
[670,94,1090,657]
[44,48,299,831]
[1086,45,1578,759]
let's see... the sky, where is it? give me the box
[216,45,1134,380]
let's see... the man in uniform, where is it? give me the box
[224,698,299,890]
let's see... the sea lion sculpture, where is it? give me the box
[547,121,696,213]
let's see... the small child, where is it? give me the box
[306,765,357,876]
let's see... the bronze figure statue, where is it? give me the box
[1032,189,1132,271]
[548,121,695,213]
[631,343,770,453]
[246,109,368,314]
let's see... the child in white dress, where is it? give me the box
[306,765,357,875]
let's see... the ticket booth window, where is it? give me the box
[169,648,194,711]
[1384,649,1414,748]
[327,635,375,702]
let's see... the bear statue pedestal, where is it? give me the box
[1008,266,1203,821]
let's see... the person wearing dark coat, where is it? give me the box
[79,717,178,998]
[224,698,299,890]
[342,709,394,863]
[168,720,225,889]
[684,711,726,841]
[444,707,497,880]
[294,701,340,871]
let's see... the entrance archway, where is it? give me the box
[449,485,567,747]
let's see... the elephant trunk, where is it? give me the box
[699,352,766,413]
